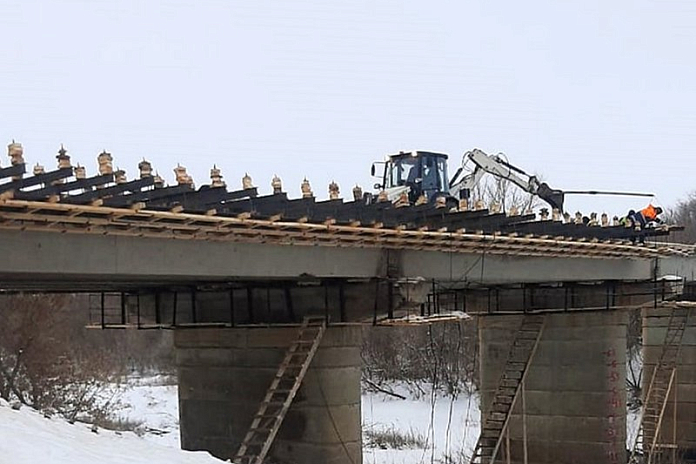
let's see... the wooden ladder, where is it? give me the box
[630,305,691,464]
[232,316,327,464]
[469,314,545,464]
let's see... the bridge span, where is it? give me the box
[0,151,694,463]
[0,197,692,464]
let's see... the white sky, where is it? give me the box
[1,0,694,215]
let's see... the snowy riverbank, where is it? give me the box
[1,375,642,464]
[1,377,481,464]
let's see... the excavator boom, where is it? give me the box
[450,148,566,211]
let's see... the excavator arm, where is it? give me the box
[448,164,486,201]
[449,148,565,211]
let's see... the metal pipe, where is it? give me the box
[172,291,178,326]
[339,281,346,322]
[324,282,330,324]
[246,287,254,324]
[190,288,197,324]
[229,289,235,327]
[562,190,653,197]
[155,292,161,325]
[100,292,105,329]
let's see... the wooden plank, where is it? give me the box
[0,198,668,259]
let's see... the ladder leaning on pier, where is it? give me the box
[629,304,692,464]
[232,316,327,464]
[469,314,546,464]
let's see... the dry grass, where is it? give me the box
[363,424,427,450]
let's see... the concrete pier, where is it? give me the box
[479,311,628,464]
[642,306,696,456]
[174,325,363,464]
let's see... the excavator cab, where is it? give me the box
[374,151,450,203]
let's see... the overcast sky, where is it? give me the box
[1,0,694,215]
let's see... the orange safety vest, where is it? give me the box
[640,204,659,221]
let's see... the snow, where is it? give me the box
[116,380,483,464]
[362,386,480,464]
[2,376,639,464]
[0,395,221,464]
[380,311,472,326]
[0,376,481,464]
[116,375,182,448]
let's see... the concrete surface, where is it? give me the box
[642,306,696,456]
[479,311,628,464]
[0,229,661,291]
[174,325,362,464]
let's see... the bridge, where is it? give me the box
[0,143,695,464]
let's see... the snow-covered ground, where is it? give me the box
[117,374,183,448]
[1,377,480,464]
[0,395,219,464]
[0,377,638,464]
[362,387,480,464]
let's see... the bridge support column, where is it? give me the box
[174,325,363,464]
[479,311,627,464]
[643,306,696,457]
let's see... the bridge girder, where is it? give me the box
[0,228,668,293]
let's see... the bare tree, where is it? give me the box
[471,174,543,214]
[666,192,696,243]
[626,310,643,411]
[362,322,478,397]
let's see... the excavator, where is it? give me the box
[370,148,651,212]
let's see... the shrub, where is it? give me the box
[0,294,123,421]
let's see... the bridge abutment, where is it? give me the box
[479,311,628,464]
[642,306,696,456]
[174,325,363,464]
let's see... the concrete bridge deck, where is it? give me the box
[0,199,692,293]
[0,194,693,463]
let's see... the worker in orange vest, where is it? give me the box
[626,204,663,229]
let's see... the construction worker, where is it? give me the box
[624,204,663,229]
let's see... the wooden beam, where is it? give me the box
[0,163,26,180]
[14,173,115,200]
[0,167,73,193]
[64,177,156,204]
